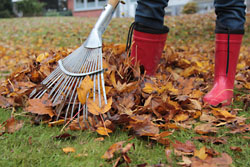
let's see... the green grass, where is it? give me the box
[0,108,168,167]
[1,103,249,167]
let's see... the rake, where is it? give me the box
[30,0,120,127]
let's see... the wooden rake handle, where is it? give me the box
[108,0,119,8]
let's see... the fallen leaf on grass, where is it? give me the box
[74,153,88,158]
[54,133,77,140]
[191,153,232,167]
[228,123,250,134]
[102,141,125,159]
[62,147,76,154]
[193,136,227,145]
[165,148,172,164]
[173,140,195,155]
[94,137,105,142]
[102,141,134,166]
[0,96,12,108]
[211,108,236,119]
[129,115,159,137]
[194,146,208,160]
[230,146,242,152]
[0,124,5,136]
[96,127,112,136]
[194,123,218,134]
[177,156,192,166]
[4,117,24,133]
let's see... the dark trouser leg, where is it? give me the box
[135,0,169,29]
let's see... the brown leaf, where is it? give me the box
[0,124,5,136]
[228,123,250,134]
[193,136,227,145]
[0,96,12,108]
[102,141,125,159]
[129,115,159,137]
[26,93,54,117]
[230,146,242,152]
[4,117,24,133]
[191,153,232,167]
[173,140,196,154]
[121,143,134,154]
[94,137,105,142]
[54,133,77,140]
[165,148,172,163]
[194,123,218,134]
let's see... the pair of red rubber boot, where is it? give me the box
[130,25,243,106]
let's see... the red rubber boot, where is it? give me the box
[130,27,168,76]
[203,33,243,106]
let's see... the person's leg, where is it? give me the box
[203,0,246,106]
[135,0,169,29]
[127,0,169,75]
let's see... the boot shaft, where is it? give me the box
[214,33,243,78]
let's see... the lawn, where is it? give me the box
[0,13,250,167]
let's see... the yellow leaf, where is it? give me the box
[87,100,101,115]
[48,119,65,126]
[62,147,75,154]
[110,71,117,88]
[87,97,112,115]
[194,146,208,160]
[174,113,189,122]
[103,97,113,114]
[144,95,153,107]
[36,52,49,62]
[96,127,112,136]
[77,76,94,104]
[212,108,236,119]
[142,83,158,94]
[244,82,250,89]
[94,137,105,142]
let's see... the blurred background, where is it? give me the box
[1,0,250,18]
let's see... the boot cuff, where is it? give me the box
[215,21,244,34]
[134,22,169,34]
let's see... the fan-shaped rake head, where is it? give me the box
[30,46,108,127]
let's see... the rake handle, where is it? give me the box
[108,0,119,8]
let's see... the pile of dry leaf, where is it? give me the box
[0,41,249,166]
